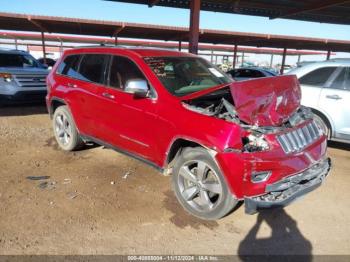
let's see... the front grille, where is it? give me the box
[14,74,47,88]
[277,121,322,154]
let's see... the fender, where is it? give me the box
[163,135,219,169]
[47,96,67,117]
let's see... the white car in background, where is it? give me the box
[288,59,350,143]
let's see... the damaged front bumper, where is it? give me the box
[244,157,331,214]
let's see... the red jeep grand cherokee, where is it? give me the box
[46,47,331,220]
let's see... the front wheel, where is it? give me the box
[172,147,238,220]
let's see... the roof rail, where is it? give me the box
[328,58,350,61]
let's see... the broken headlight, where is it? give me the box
[242,133,270,152]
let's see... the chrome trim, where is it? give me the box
[277,121,322,154]
[13,74,47,88]
[120,134,150,148]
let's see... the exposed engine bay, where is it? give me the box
[182,87,314,131]
[182,85,316,153]
[182,87,240,124]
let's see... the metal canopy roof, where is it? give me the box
[0,12,349,52]
[0,31,330,56]
[107,0,350,25]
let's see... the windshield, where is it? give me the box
[144,56,233,96]
[0,53,41,68]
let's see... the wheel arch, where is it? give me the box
[164,137,216,170]
[310,107,334,137]
[49,97,67,118]
[50,97,81,134]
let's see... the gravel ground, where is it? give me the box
[0,104,349,256]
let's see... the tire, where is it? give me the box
[172,147,238,220]
[52,105,84,151]
[313,112,331,140]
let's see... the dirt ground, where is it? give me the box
[0,104,349,256]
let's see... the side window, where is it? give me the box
[330,67,350,91]
[233,70,244,77]
[234,70,243,77]
[78,54,109,84]
[57,55,81,78]
[229,70,237,77]
[251,70,265,78]
[108,56,146,89]
[299,67,337,86]
[235,69,255,78]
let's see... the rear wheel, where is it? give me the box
[53,106,84,151]
[172,147,238,220]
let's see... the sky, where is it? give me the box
[2,0,350,65]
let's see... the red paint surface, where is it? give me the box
[230,75,301,126]
[46,47,327,199]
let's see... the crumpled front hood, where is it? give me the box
[230,75,301,126]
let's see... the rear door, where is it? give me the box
[95,55,159,162]
[318,67,350,139]
[55,54,89,132]
[75,54,110,139]
[60,53,110,138]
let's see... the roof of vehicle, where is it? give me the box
[68,46,196,58]
[0,48,30,55]
[287,59,350,77]
[129,48,196,57]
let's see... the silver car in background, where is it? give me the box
[288,59,350,143]
[0,49,48,105]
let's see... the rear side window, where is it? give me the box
[299,67,337,86]
[78,54,109,84]
[57,55,81,78]
[330,67,350,91]
[108,56,145,89]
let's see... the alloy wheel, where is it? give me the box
[54,112,72,146]
[177,160,223,212]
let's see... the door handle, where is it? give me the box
[67,83,77,88]
[326,94,342,100]
[102,92,115,100]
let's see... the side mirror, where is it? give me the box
[125,79,149,98]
